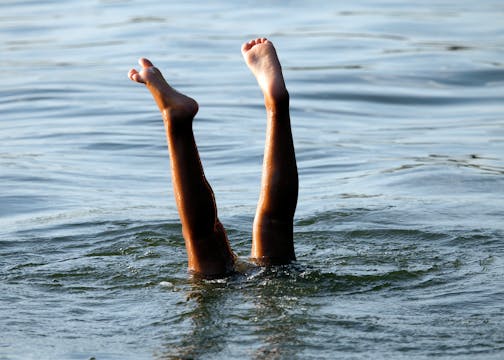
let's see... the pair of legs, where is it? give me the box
[128,38,298,277]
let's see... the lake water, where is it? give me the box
[1,0,503,359]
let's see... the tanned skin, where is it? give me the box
[128,38,298,277]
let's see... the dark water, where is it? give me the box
[1,0,504,359]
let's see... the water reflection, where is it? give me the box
[249,270,305,360]
[158,267,309,359]
[158,279,231,359]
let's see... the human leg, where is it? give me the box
[128,59,235,276]
[241,38,298,265]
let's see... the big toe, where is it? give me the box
[139,57,154,68]
[241,39,260,54]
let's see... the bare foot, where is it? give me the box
[128,58,198,123]
[241,38,289,109]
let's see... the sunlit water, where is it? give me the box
[1,1,503,359]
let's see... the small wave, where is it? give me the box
[296,90,501,106]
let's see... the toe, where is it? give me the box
[243,39,258,52]
[139,57,154,68]
[128,69,145,83]
[242,42,252,53]
[128,68,138,81]
[132,73,145,83]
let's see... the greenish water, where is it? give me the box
[1,0,503,359]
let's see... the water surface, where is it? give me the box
[1,1,503,359]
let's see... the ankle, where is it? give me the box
[162,109,193,133]
[265,90,289,114]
